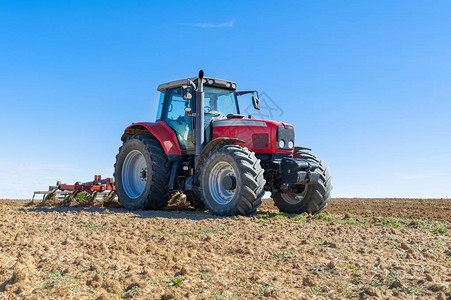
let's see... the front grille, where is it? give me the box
[276,125,294,150]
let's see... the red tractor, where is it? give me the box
[114,71,332,216]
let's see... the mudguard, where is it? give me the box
[121,121,182,160]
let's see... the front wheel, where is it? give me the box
[200,145,265,216]
[272,152,332,214]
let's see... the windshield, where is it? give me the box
[204,87,239,119]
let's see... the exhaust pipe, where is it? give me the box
[195,70,205,160]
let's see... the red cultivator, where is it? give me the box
[32,175,116,203]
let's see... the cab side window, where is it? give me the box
[164,87,194,150]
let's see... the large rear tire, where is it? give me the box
[114,134,170,210]
[200,145,265,216]
[272,152,332,214]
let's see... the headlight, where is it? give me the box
[288,140,294,149]
[278,140,285,148]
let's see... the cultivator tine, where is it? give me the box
[88,191,98,204]
[61,190,79,206]
[103,190,116,202]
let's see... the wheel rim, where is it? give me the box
[208,161,237,205]
[121,150,148,199]
[280,185,308,205]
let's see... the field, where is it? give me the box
[0,197,449,299]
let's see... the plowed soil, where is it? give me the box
[0,198,450,299]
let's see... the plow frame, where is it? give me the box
[32,175,116,203]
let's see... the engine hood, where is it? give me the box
[211,119,294,154]
[212,119,293,129]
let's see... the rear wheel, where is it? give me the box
[200,145,265,216]
[272,152,332,214]
[114,134,170,210]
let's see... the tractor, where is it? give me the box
[114,71,332,216]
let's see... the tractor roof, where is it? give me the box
[157,77,237,92]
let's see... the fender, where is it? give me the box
[195,137,245,183]
[121,121,182,160]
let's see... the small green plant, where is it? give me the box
[431,226,448,234]
[233,280,244,286]
[195,273,216,279]
[74,192,89,202]
[274,213,290,220]
[313,240,330,247]
[36,224,50,231]
[122,285,140,299]
[293,214,306,223]
[254,218,270,224]
[314,213,334,222]
[375,217,404,228]
[267,252,295,261]
[275,252,294,258]
[369,279,384,287]
[167,278,183,286]
[409,219,425,227]
[258,284,281,296]
[347,265,360,270]
[83,222,106,232]
[40,269,77,290]
[349,277,361,285]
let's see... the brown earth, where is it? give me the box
[0,197,449,299]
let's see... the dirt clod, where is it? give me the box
[391,279,403,289]
[302,276,316,287]
[102,280,122,294]
[400,242,410,250]
[437,292,447,300]
[429,283,446,292]
[327,260,336,269]
[11,266,28,283]
[366,286,380,297]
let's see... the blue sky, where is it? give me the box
[1,1,450,199]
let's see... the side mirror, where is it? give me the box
[252,96,261,110]
[182,86,193,100]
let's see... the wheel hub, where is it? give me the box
[281,186,308,205]
[121,150,148,199]
[222,175,236,191]
[140,168,148,182]
[208,161,237,205]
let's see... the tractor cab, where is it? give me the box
[156,77,241,152]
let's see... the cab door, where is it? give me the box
[163,87,194,151]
